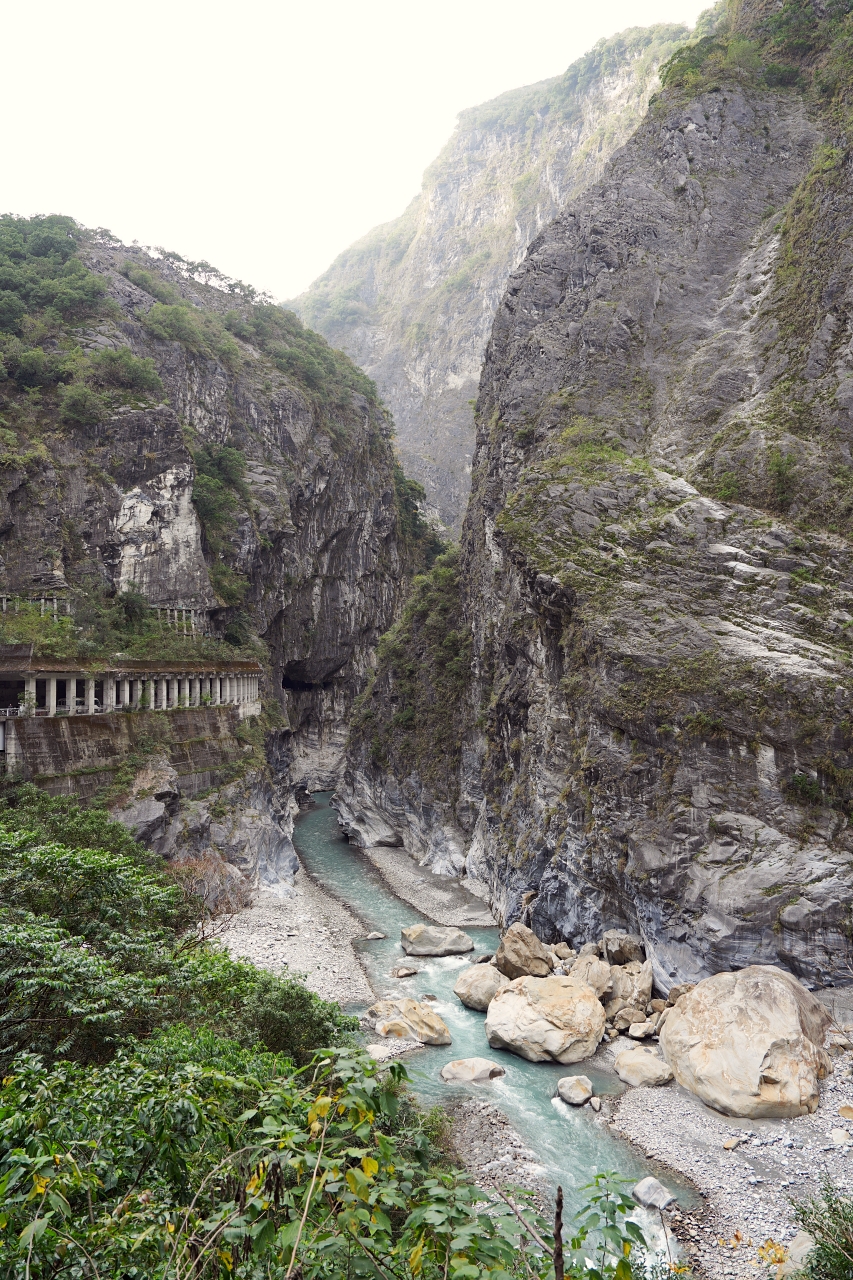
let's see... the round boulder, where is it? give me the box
[494,922,553,978]
[557,1075,593,1106]
[485,974,605,1063]
[440,1057,506,1083]
[400,923,474,956]
[454,964,510,1011]
[614,1048,674,1087]
[659,965,832,1118]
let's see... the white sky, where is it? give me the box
[3,0,708,301]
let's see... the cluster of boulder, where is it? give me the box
[365,920,834,1120]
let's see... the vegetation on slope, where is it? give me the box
[350,549,471,796]
[0,785,658,1279]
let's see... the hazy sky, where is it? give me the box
[3,0,708,301]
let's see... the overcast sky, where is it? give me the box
[3,0,708,301]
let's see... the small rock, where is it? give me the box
[614,1006,648,1030]
[589,1096,602,1112]
[365,931,386,940]
[831,1127,852,1146]
[667,982,696,1005]
[553,942,576,960]
[839,1104,853,1121]
[454,963,510,1011]
[578,941,600,957]
[367,997,452,1045]
[777,1231,815,1278]
[557,1075,594,1106]
[440,1056,506,1083]
[392,966,419,978]
[569,953,613,998]
[722,1135,744,1151]
[627,1018,657,1039]
[632,1176,675,1210]
[475,953,494,964]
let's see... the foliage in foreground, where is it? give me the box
[0,789,661,1280]
[0,789,354,1069]
[795,1176,853,1279]
[0,1036,652,1280]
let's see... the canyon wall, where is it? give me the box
[0,225,424,887]
[338,0,853,993]
[294,22,709,531]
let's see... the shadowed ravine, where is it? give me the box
[292,794,694,1232]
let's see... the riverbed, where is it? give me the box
[289,795,688,1225]
[222,793,853,1278]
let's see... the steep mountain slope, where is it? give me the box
[0,218,432,878]
[294,22,709,532]
[338,0,853,994]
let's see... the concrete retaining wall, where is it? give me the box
[8,707,247,799]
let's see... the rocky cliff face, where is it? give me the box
[338,0,853,993]
[0,221,422,886]
[294,23,705,532]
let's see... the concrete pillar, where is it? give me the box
[120,678,129,708]
[25,675,36,713]
[47,676,57,717]
[85,679,95,715]
[105,678,115,712]
[192,676,200,706]
[211,676,219,706]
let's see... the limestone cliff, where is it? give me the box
[295,22,704,531]
[0,221,427,886]
[338,0,853,993]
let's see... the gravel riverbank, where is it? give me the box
[219,873,374,1006]
[360,845,496,928]
[607,1039,853,1278]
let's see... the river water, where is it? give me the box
[293,794,691,1231]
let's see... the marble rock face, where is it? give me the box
[659,965,832,1117]
[485,974,605,1063]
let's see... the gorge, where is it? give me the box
[3,0,853,1275]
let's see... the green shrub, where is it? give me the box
[59,382,106,427]
[121,259,183,304]
[795,1176,853,1278]
[142,301,209,350]
[88,345,164,394]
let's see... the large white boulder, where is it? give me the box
[485,974,605,1063]
[453,964,510,1011]
[614,1048,674,1087]
[440,1057,506,1083]
[494,922,553,978]
[367,997,452,1045]
[659,965,832,1118]
[400,923,474,955]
